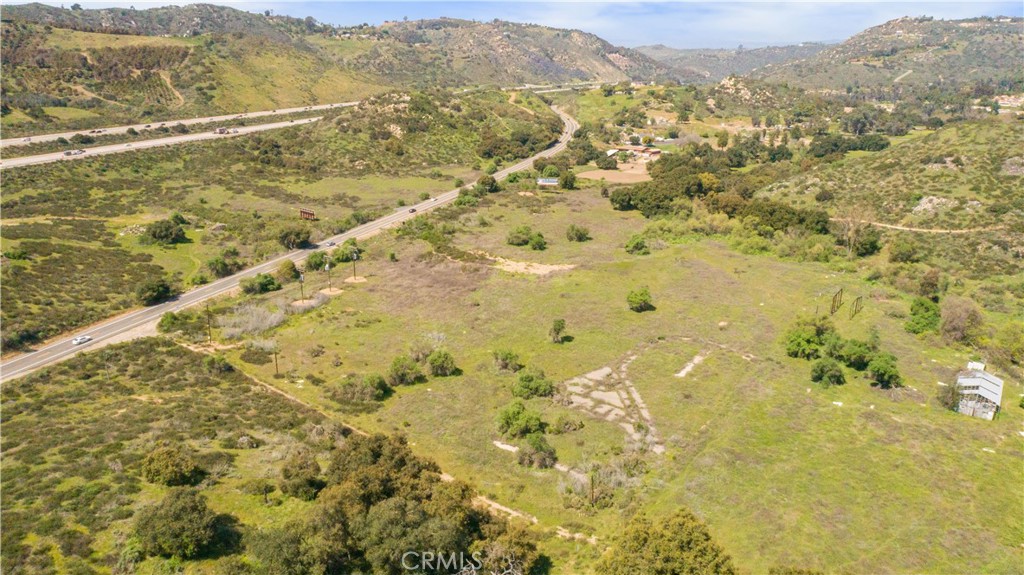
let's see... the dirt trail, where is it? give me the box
[180,342,596,545]
[893,70,913,83]
[831,218,1005,235]
[159,71,186,107]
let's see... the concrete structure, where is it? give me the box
[536,177,559,187]
[956,361,1004,420]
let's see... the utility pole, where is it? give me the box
[205,302,213,343]
[273,346,279,375]
[299,273,305,300]
[351,252,358,280]
[325,262,332,291]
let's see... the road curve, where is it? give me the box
[0,117,321,170]
[0,101,357,148]
[0,107,578,382]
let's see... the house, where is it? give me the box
[536,178,559,187]
[956,361,1004,420]
[615,145,662,160]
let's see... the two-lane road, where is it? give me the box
[0,107,577,382]
[0,117,321,170]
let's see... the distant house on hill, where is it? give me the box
[956,361,1003,420]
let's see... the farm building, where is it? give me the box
[536,177,559,187]
[955,361,1003,421]
[615,145,662,160]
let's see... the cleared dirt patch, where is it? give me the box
[578,160,652,184]
[471,251,576,276]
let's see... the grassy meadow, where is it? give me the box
[206,180,1023,573]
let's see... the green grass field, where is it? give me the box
[212,182,1023,573]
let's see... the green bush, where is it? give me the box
[387,354,423,386]
[511,369,555,399]
[493,350,523,372]
[136,278,174,305]
[144,219,186,245]
[566,224,591,242]
[517,433,557,468]
[868,352,902,388]
[905,297,940,334]
[625,235,649,255]
[135,488,217,559]
[426,349,457,377]
[497,401,544,438]
[142,445,202,486]
[784,316,835,359]
[279,451,323,501]
[627,286,654,312]
[240,273,281,295]
[810,358,846,387]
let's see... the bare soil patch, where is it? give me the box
[578,160,652,184]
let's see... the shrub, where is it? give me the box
[135,488,217,559]
[559,171,576,190]
[304,251,328,273]
[507,226,545,249]
[276,260,300,282]
[136,278,174,305]
[493,350,523,372]
[426,349,457,376]
[784,316,835,359]
[497,401,544,438]
[144,219,186,245]
[279,451,323,501]
[511,369,556,399]
[627,287,654,312]
[549,318,567,343]
[905,297,940,334]
[142,446,202,486]
[330,374,391,403]
[810,358,845,387]
[595,155,618,169]
[624,235,649,255]
[518,433,557,468]
[868,352,902,388]
[597,509,735,575]
[566,224,591,242]
[937,383,962,411]
[240,273,281,295]
[940,297,984,345]
[278,226,311,249]
[888,237,920,263]
[387,355,423,386]
[853,227,882,257]
[838,338,874,371]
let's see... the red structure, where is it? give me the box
[299,208,316,221]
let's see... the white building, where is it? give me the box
[956,361,1003,421]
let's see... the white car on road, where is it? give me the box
[71,335,93,345]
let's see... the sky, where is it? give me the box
[18,1,1024,48]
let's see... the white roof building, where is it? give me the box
[956,362,1004,420]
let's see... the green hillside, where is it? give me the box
[2,4,682,136]
[756,16,1024,93]
[761,118,1024,278]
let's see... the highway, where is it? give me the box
[0,108,578,382]
[0,117,321,170]
[0,101,357,148]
